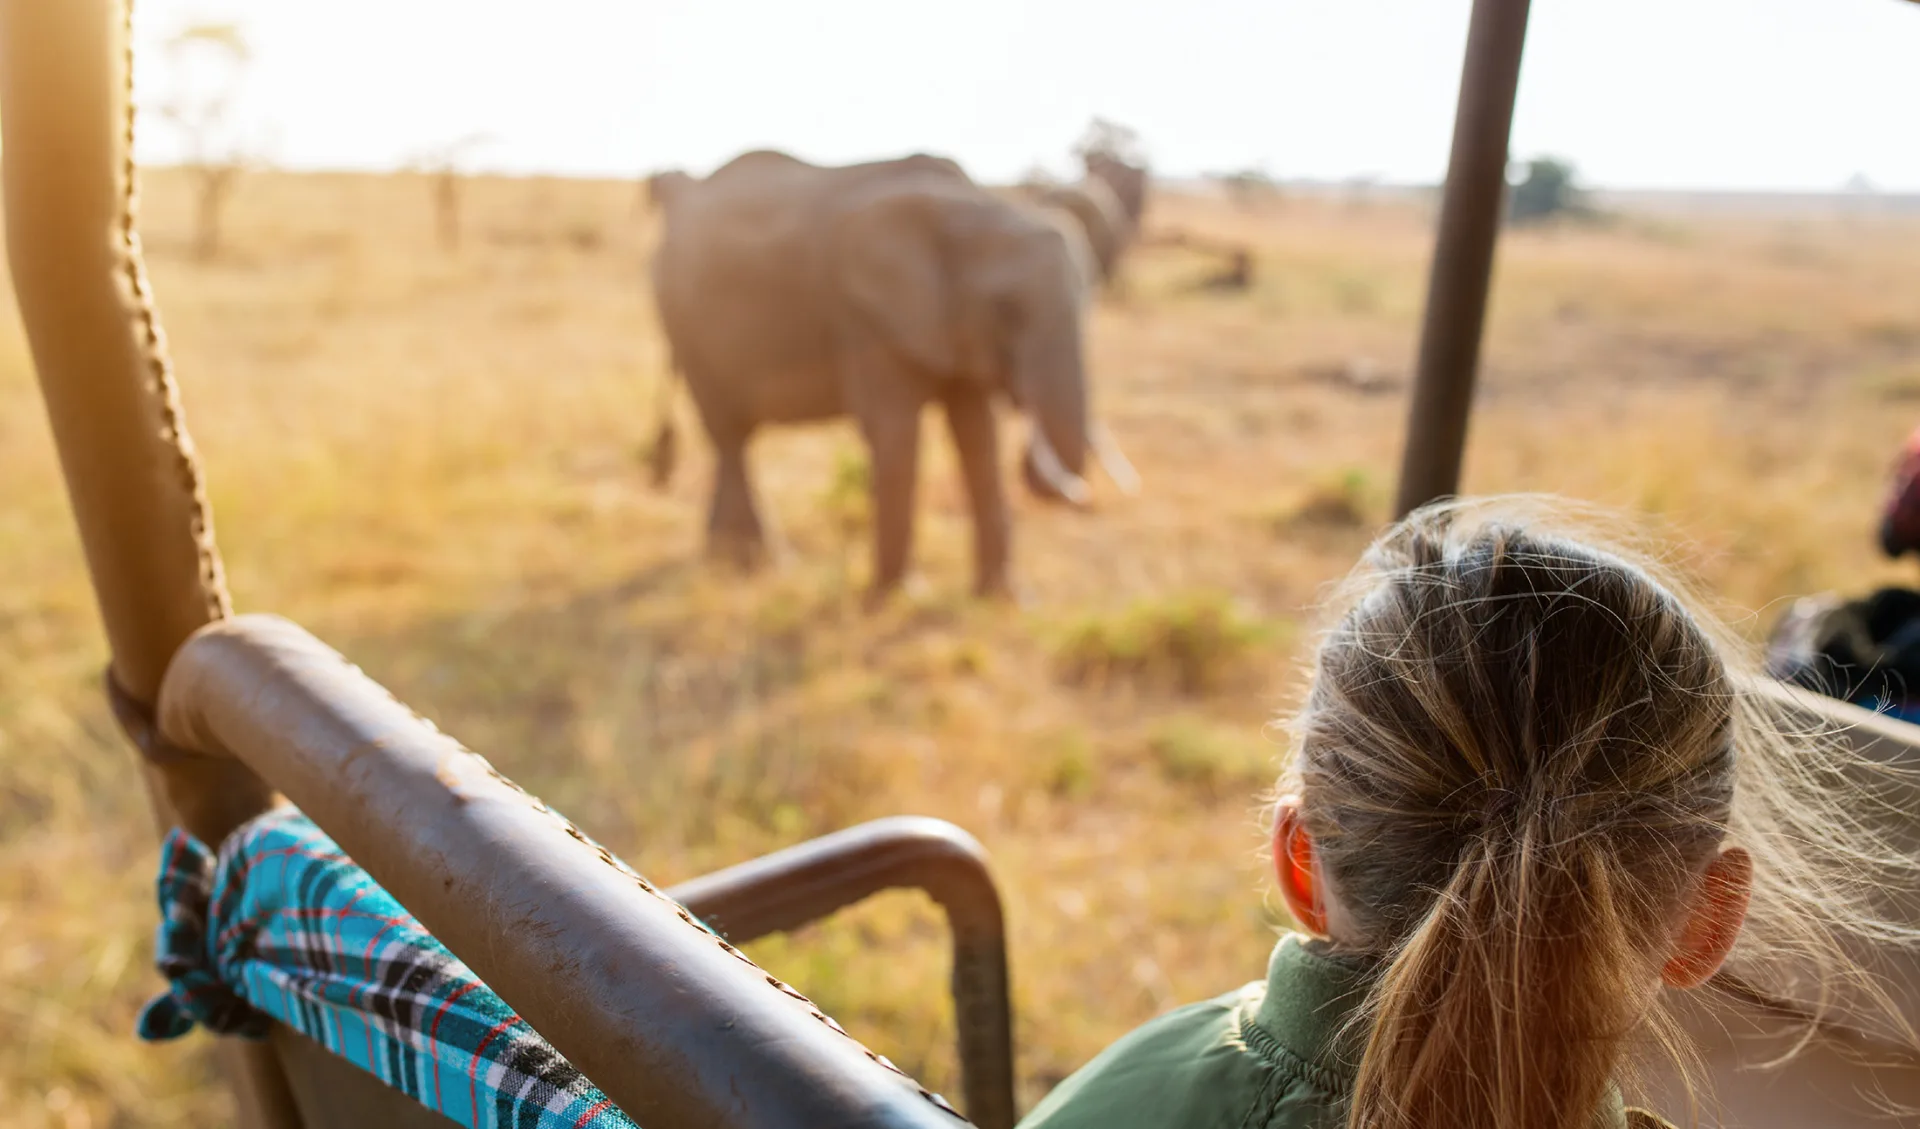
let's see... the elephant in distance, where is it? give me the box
[648,149,1136,602]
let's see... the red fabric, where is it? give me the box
[1882,424,1920,557]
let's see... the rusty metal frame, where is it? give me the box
[668,819,1015,1129]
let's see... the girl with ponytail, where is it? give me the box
[1020,498,1920,1129]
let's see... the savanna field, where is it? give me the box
[4,168,1920,1127]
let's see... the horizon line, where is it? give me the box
[131,156,1920,202]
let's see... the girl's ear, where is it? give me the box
[1273,795,1329,938]
[1662,846,1754,990]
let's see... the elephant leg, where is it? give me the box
[855,384,925,605]
[706,428,768,569]
[942,384,1011,598]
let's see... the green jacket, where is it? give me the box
[1019,934,1669,1129]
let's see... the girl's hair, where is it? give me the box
[1280,496,1920,1129]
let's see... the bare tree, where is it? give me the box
[1073,118,1146,168]
[409,134,494,251]
[158,22,254,260]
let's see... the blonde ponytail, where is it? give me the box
[1350,838,1662,1128]
[1282,498,1796,1128]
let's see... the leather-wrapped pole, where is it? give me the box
[158,614,974,1129]
[0,1,291,1122]
[0,0,276,845]
[0,0,231,698]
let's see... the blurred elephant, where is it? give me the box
[649,148,1135,601]
[645,169,697,213]
[1028,178,1131,286]
[1083,151,1149,232]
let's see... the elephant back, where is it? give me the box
[1084,153,1148,231]
[1036,180,1128,282]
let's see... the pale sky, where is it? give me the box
[130,0,1920,191]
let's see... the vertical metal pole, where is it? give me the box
[1393,0,1534,518]
[0,1,296,1124]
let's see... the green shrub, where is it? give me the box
[1147,715,1274,798]
[1860,362,1920,402]
[1275,467,1375,532]
[820,446,871,535]
[950,639,989,676]
[1509,157,1585,225]
[1042,730,1098,799]
[1327,271,1382,315]
[1055,592,1275,695]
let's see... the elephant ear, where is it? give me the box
[837,189,1000,382]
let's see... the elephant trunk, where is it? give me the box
[1016,331,1092,507]
[1028,420,1140,504]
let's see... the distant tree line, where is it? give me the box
[1508,156,1589,225]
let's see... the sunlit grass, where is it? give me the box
[3,170,1920,1125]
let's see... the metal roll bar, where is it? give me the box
[156,614,975,1129]
[669,819,1015,1129]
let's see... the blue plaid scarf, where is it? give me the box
[139,806,638,1129]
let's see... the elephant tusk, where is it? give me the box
[1090,423,1140,496]
[1028,429,1092,507]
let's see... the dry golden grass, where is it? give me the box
[4,169,1920,1127]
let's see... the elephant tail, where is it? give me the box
[645,364,679,490]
